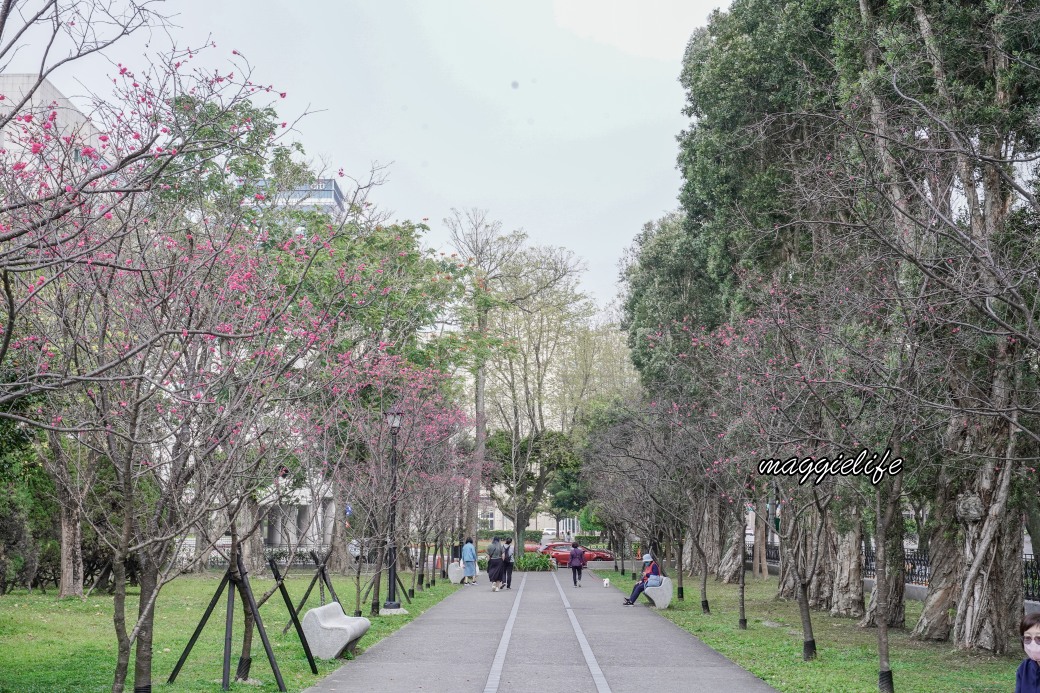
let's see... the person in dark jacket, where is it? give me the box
[567,542,587,587]
[503,537,515,589]
[623,553,661,605]
[486,536,506,592]
[1017,612,1040,692]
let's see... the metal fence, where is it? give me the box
[1025,555,1040,601]
[861,547,931,586]
[746,542,1040,600]
[744,541,780,564]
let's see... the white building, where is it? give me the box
[270,178,347,221]
[0,74,103,154]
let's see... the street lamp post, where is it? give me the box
[384,404,404,610]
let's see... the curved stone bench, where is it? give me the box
[447,561,465,584]
[301,603,371,659]
[644,576,673,609]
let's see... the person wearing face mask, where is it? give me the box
[1017,612,1040,692]
[623,553,661,606]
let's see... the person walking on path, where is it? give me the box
[462,537,477,585]
[568,541,587,587]
[624,553,661,605]
[503,537,515,589]
[486,536,506,591]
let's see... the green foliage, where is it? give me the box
[485,429,581,533]
[574,534,602,547]
[0,415,56,593]
[545,447,588,517]
[624,0,841,387]
[476,529,541,543]
[514,553,553,572]
[577,506,605,534]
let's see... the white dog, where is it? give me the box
[602,578,611,588]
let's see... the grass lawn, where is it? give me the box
[0,568,460,693]
[594,569,1020,692]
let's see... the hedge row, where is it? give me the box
[476,529,543,543]
[575,534,603,547]
[474,553,554,572]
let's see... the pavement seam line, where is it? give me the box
[551,570,613,693]
[482,573,527,693]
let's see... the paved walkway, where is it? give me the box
[304,564,776,693]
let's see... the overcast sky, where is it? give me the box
[69,1,725,306]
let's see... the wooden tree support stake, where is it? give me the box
[167,557,287,692]
[268,559,318,674]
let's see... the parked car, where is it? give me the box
[539,543,614,565]
[542,528,556,537]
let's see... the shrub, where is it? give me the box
[477,557,488,572]
[575,534,602,547]
[515,553,553,572]
[476,529,543,543]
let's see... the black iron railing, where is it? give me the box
[1025,554,1040,601]
[746,541,1040,599]
[744,541,780,564]
[861,548,931,586]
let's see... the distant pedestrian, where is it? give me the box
[623,553,661,605]
[503,537,515,589]
[1017,612,1040,692]
[568,542,587,587]
[486,536,506,591]
[462,537,477,585]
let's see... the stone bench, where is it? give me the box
[301,603,371,659]
[447,561,465,584]
[644,576,673,609]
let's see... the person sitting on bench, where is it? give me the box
[623,553,661,605]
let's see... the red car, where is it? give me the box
[540,543,614,565]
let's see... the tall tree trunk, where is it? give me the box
[795,578,818,661]
[861,499,905,629]
[416,536,427,592]
[717,514,746,584]
[675,532,684,600]
[235,568,256,681]
[808,513,837,611]
[777,517,805,601]
[953,433,1021,653]
[830,505,864,618]
[57,490,84,598]
[240,496,265,574]
[110,555,130,693]
[370,544,386,615]
[514,509,533,553]
[47,433,85,598]
[465,308,489,543]
[872,467,902,693]
[947,355,1020,652]
[329,474,350,574]
[698,498,724,575]
[911,465,958,640]
[753,495,768,579]
[132,554,158,691]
